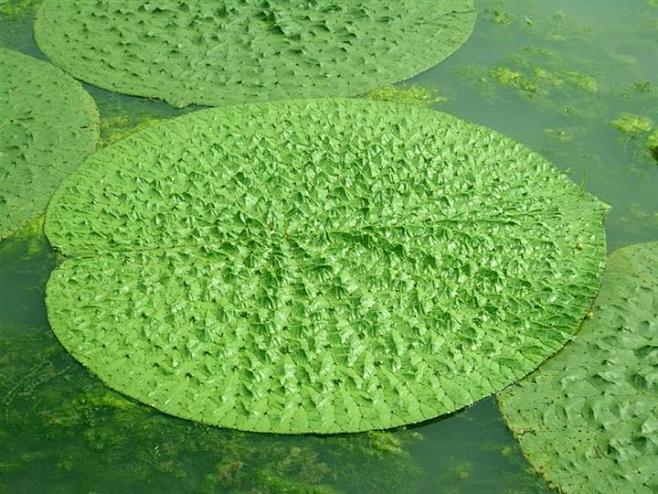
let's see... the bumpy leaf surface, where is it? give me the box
[499,242,658,494]
[0,48,98,240]
[34,0,476,107]
[46,99,606,433]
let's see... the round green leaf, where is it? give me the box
[34,0,476,108]
[0,48,99,241]
[45,99,606,433]
[498,242,658,494]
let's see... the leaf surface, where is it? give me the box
[46,98,606,433]
[499,242,658,494]
[34,0,476,107]
[0,48,99,240]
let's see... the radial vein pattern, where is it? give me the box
[45,99,606,433]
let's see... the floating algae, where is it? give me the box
[0,227,424,493]
[0,0,38,16]
[611,113,654,134]
[99,116,165,147]
[0,48,99,241]
[34,0,476,107]
[498,242,658,494]
[647,130,658,163]
[44,98,606,433]
[487,65,599,100]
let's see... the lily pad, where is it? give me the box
[34,0,476,108]
[498,242,658,494]
[45,98,606,433]
[0,48,99,241]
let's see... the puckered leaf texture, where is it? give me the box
[499,242,658,494]
[46,99,606,433]
[34,0,475,107]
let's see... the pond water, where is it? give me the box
[1,1,656,493]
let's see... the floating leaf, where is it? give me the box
[34,0,476,107]
[498,242,658,494]
[0,48,99,240]
[46,98,606,433]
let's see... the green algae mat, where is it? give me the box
[0,48,98,241]
[45,98,607,433]
[498,242,658,494]
[34,0,476,108]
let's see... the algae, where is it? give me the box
[0,48,99,241]
[490,66,540,96]
[446,0,658,251]
[44,98,606,434]
[544,128,575,142]
[4,214,44,244]
[0,320,424,493]
[0,0,38,16]
[647,130,658,148]
[647,129,658,163]
[488,65,599,99]
[562,70,598,93]
[100,116,165,147]
[498,242,658,494]
[34,0,476,107]
[0,229,425,492]
[610,113,658,165]
[611,113,654,134]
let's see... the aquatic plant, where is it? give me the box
[365,86,446,107]
[610,114,658,165]
[0,324,421,494]
[498,242,658,494]
[451,0,658,250]
[99,116,165,147]
[647,130,658,163]
[487,65,599,100]
[44,98,606,433]
[611,113,654,134]
[0,226,424,493]
[0,48,99,241]
[34,0,476,107]
[0,0,38,16]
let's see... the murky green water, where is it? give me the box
[1,1,656,493]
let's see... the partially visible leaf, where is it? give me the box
[499,242,658,494]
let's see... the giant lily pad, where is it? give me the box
[498,242,658,494]
[45,99,606,433]
[0,48,99,241]
[34,0,476,108]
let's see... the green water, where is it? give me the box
[1,0,656,493]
